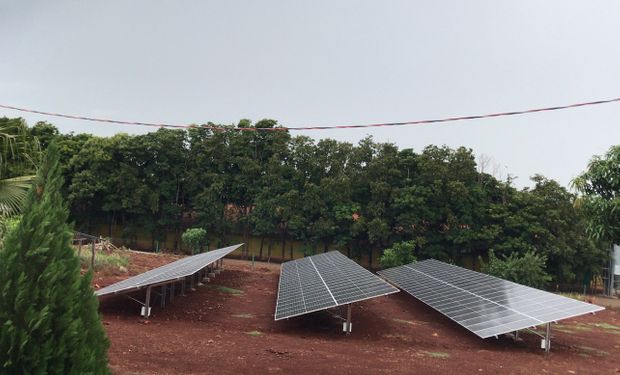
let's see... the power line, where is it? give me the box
[1,97,619,132]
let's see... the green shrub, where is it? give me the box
[380,241,417,268]
[480,250,551,288]
[181,227,208,255]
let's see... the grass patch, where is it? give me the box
[232,313,254,319]
[554,323,592,334]
[392,318,416,326]
[245,330,262,336]
[554,326,576,334]
[78,251,129,272]
[576,346,608,357]
[420,351,449,359]
[211,285,244,295]
[590,322,620,331]
[382,333,410,341]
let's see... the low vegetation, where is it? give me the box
[77,250,129,273]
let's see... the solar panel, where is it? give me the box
[378,259,604,338]
[96,244,242,297]
[275,251,399,320]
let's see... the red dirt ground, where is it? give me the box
[94,252,620,375]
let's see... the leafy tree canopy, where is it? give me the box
[573,145,620,244]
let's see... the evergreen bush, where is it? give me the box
[0,143,109,374]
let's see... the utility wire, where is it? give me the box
[1,97,619,132]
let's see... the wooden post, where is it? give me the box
[90,241,96,270]
[78,239,83,257]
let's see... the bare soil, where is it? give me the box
[94,253,620,375]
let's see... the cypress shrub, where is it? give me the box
[0,143,109,374]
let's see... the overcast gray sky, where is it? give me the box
[1,1,619,188]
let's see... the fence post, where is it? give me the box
[90,241,96,270]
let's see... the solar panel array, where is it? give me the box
[275,251,399,320]
[378,259,604,338]
[96,244,243,297]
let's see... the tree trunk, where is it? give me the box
[267,238,273,262]
[174,226,181,253]
[259,236,265,260]
[108,213,114,238]
[289,242,294,259]
[242,216,249,259]
[281,232,286,260]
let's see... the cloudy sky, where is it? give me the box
[1,1,619,188]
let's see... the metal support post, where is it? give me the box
[144,286,152,319]
[345,304,352,334]
[514,330,519,341]
[544,323,551,353]
[209,264,216,278]
[190,274,196,291]
[181,278,186,296]
[160,285,166,308]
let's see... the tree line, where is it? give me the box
[2,116,610,287]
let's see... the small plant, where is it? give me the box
[181,227,208,255]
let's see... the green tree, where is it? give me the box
[480,250,551,288]
[29,121,59,150]
[0,117,40,217]
[572,145,620,244]
[0,143,109,374]
[182,227,208,255]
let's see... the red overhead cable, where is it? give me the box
[1,97,619,132]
